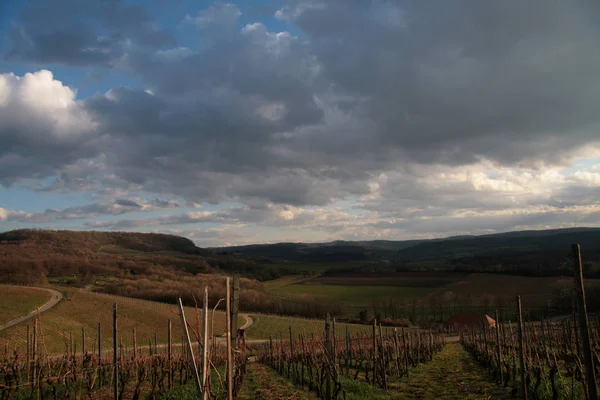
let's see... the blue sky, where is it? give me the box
[1,0,600,246]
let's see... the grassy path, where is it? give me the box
[389,342,513,399]
[239,363,318,400]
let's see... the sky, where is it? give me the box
[1,0,600,247]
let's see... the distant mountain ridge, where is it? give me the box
[213,227,600,264]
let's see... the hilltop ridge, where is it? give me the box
[0,229,203,255]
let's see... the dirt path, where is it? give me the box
[389,342,513,399]
[445,335,460,343]
[239,314,253,330]
[0,287,63,331]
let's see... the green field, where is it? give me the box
[0,286,243,354]
[269,284,434,304]
[0,285,52,324]
[267,261,370,274]
[265,271,465,308]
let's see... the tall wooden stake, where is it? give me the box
[517,296,528,400]
[82,326,86,355]
[133,327,137,359]
[572,243,598,400]
[98,322,102,366]
[32,319,37,395]
[179,297,203,397]
[379,323,387,390]
[495,309,503,385]
[26,324,30,380]
[325,313,332,400]
[231,276,240,348]
[372,318,377,387]
[202,287,209,400]
[113,303,118,400]
[168,319,172,389]
[226,277,234,400]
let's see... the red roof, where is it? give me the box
[445,313,496,329]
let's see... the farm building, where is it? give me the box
[445,313,496,330]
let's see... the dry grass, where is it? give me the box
[0,286,243,354]
[246,313,376,340]
[0,285,52,324]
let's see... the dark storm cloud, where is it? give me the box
[279,0,600,165]
[4,0,175,66]
[3,0,600,217]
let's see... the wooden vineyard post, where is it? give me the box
[132,327,137,359]
[231,276,240,349]
[332,317,337,383]
[517,296,528,400]
[372,319,377,387]
[226,277,234,400]
[32,319,37,395]
[345,325,350,376]
[401,327,409,377]
[98,322,102,365]
[325,313,332,400]
[379,323,387,390]
[393,328,400,377]
[82,326,86,355]
[98,320,103,396]
[289,326,295,380]
[572,243,598,400]
[168,319,172,389]
[482,320,489,360]
[495,310,503,384]
[113,303,118,400]
[202,287,209,400]
[178,297,203,397]
[26,324,30,380]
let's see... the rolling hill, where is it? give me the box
[214,227,600,275]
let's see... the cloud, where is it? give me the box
[279,0,600,165]
[3,198,179,224]
[0,70,99,187]
[2,1,600,244]
[5,0,175,66]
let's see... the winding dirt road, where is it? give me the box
[239,314,253,330]
[0,287,63,331]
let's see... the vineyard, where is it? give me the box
[0,281,248,400]
[257,316,445,399]
[2,244,600,399]
[461,245,599,400]
[462,303,597,399]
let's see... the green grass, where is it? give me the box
[159,363,319,400]
[387,343,513,399]
[268,261,371,274]
[339,377,390,400]
[263,275,320,290]
[246,314,374,340]
[0,285,53,324]
[239,363,319,399]
[0,286,243,354]
[269,284,434,304]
